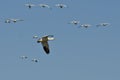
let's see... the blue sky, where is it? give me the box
[0,0,120,80]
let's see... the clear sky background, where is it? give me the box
[0,0,120,80]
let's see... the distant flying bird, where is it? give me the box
[80,24,91,28]
[37,35,54,54]
[25,3,36,9]
[96,23,110,27]
[10,19,24,23]
[38,4,51,9]
[20,56,28,59]
[69,20,80,25]
[32,59,39,62]
[5,19,11,23]
[33,35,38,39]
[55,4,67,8]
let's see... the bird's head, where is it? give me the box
[37,38,42,43]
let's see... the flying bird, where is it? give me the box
[37,35,54,54]
[38,4,51,9]
[80,24,91,28]
[25,3,36,9]
[10,19,24,23]
[5,19,11,23]
[68,20,80,25]
[96,23,110,27]
[20,56,28,59]
[32,59,39,63]
[33,35,38,39]
[55,4,67,8]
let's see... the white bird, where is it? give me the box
[55,4,67,8]
[37,35,54,54]
[32,59,39,63]
[96,23,110,27]
[5,19,11,23]
[10,19,24,23]
[69,20,80,25]
[38,4,51,9]
[33,35,38,39]
[80,24,91,28]
[25,3,36,9]
[20,56,28,59]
